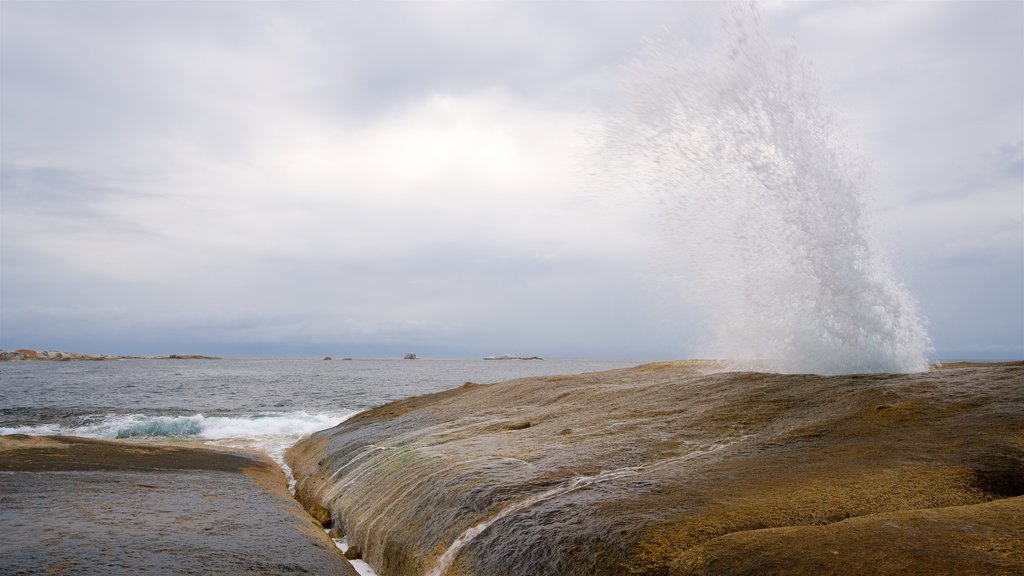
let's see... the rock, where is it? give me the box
[286,361,1024,576]
[308,503,333,527]
[404,353,417,360]
[2,435,357,575]
[344,545,362,560]
[324,356,333,361]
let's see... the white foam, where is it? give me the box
[0,423,64,436]
[327,532,379,576]
[0,411,355,471]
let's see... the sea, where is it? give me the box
[0,357,640,471]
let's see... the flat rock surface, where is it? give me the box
[287,361,1024,576]
[0,435,357,575]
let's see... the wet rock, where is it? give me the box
[345,545,362,560]
[2,436,357,575]
[308,503,333,527]
[287,361,1024,576]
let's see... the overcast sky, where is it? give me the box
[2,1,1021,360]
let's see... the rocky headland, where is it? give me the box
[287,360,1024,576]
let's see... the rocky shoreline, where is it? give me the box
[287,360,1024,576]
[0,348,221,361]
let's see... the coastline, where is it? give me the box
[4,361,1021,575]
[0,435,358,575]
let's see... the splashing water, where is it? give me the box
[611,6,931,374]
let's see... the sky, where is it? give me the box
[1,0,1021,360]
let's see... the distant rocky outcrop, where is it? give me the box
[0,349,120,361]
[287,361,1024,576]
[483,354,543,360]
[0,349,221,361]
[404,353,417,360]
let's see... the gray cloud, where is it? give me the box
[1,1,1020,359]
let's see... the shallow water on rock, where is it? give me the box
[0,468,351,575]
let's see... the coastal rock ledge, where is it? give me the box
[286,361,1024,576]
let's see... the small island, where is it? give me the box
[151,354,223,360]
[484,354,543,360]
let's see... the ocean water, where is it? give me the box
[0,357,639,467]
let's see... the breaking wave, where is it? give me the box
[1,411,351,441]
[0,411,354,478]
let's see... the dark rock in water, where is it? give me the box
[404,353,417,360]
[325,356,333,361]
[345,545,362,560]
[286,361,1024,576]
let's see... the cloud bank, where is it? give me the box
[2,1,1020,359]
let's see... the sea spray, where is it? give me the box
[609,5,931,374]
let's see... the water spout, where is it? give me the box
[610,5,931,374]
